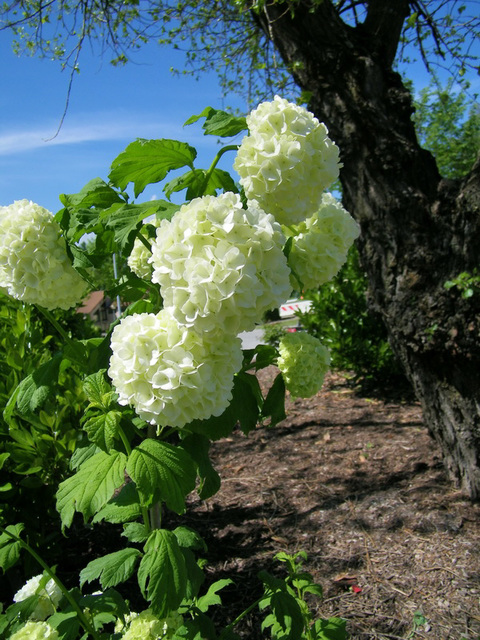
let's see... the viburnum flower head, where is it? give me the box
[128,217,160,279]
[0,200,87,310]
[116,609,183,639]
[277,332,331,398]
[150,192,292,334]
[108,309,243,428]
[13,574,62,621]
[8,621,59,640]
[286,193,360,290]
[233,96,341,225]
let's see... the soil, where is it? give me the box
[171,367,480,640]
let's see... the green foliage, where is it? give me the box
[291,247,401,381]
[413,80,480,179]
[0,106,346,639]
[444,269,480,298]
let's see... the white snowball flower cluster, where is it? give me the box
[8,621,59,640]
[277,332,331,398]
[108,310,243,428]
[116,610,183,639]
[128,218,160,279]
[285,193,360,290]
[233,96,341,225]
[0,200,87,310]
[150,192,291,334]
[13,574,62,621]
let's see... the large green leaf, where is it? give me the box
[0,523,24,572]
[126,440,196,513]
[80,548,141,589]
[83,410,122,451]
[83,370,115,409]
[137,529,187,617]
[59,178,124,210]
[109,139,197,197]
[164,167,238,200]
[56,451,127,527]
[92,482,142,525]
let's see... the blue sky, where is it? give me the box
[0,32,246,213]
[1,17,477,216]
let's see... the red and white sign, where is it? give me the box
[279,298,313,318]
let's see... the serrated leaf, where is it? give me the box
[0,523,24,572]
[80,548,141,589]
[48,610,80,640]
[15,354,63,415]
[122,522,149,543]
[109,139,197,197]
[103,200,178,252]
[93,482,142,525]
[181,434,220,500]
[83,371,113,408]
[83,411,122,451]
[173,526,207,552]
[313,617,348,640]
[59,178,124,210]
[138,529,187,616]
[164,167,238,200]
[262,373,286,427]
[126,440,196,513]
[56,451,127,528]
[185,107,247,137]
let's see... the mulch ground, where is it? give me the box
[171,367,480,640]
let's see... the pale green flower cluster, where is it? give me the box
[108,310,243,428]
[277,332,331,398]
[233,95,341,225]
[13,574,62,621]
[0,200,87,310]
[128,218,160,279]
[115,609,183,639]
[150,192,291,334]
[286,193,360,290]
[9,621,59,640]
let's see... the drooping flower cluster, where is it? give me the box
[13,574,62,621]
[150,192,291,334]
[233,95,341,225]
[0,200,87,310]
[115,609,184,639]
[8,621,59,640]
[108,310,243,428]
[277,332,331,398]
[285,193,360,290]
[128,218,160,279]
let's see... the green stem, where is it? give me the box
[220,593,266,638]
[35,306,73,345]
[199,144,239,197]
[136,231,152,253]
[0,526,101,640]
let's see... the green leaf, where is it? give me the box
[92,482,142,524]
[185,107,247,137]
[15,354,63,415]
[0,524,24,572]
[126,440,196,513]
[122,522,150,543]
[48,610,81,640]
[164,167,238,200]
[234,372,262,434]
[197,579,233,613]
[83,370,114,409]
[83,411,122,451]
[109,139,197,197]
[56,451,127,528]
[313,617,348,640]
[59,178,124,210]
[80,548,142,589]
[262,373,286,427]
[181,434,220,500]
[138,529,188,616]
[103,200,178,252]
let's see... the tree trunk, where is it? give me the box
[257,0,480,498]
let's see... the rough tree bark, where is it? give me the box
[257,0,480,498]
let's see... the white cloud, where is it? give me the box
[0,111,210,156]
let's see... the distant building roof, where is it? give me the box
[77,290,105,315]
